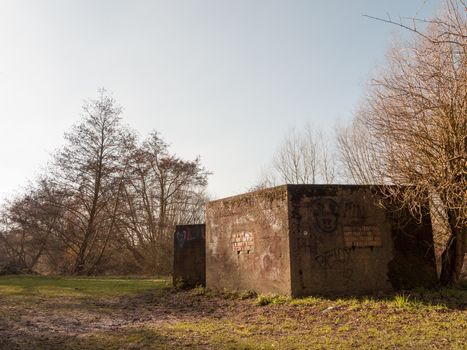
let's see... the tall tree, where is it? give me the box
[120,132,209,273]
[0,179,65,273]
[51,90,131,274]
[338,0,466,285]
[0,91,211,275]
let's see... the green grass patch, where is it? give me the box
[0,275,170,298]
[1,276,466,350]
[289,295,323,306]
[155,311,467,350]
[390,293,418,309]
[162,320,278,350]
[194,287,258,300]
[256,293,290,306]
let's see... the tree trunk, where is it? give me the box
[73,224,95,275]
[439,209,465,286]
[73,252,86,275]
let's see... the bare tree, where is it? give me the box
[50,90,132,275]
[336,117,384,185]
[0,179,66,274]
[0,91,211,276]
[318,129,337,184]
[258,124,337,187]
[339,1,466,285]
[119,132,209,274]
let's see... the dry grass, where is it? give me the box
[0,276,465,349]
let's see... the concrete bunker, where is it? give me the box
[205,185,438,296]
[173,224,206,287]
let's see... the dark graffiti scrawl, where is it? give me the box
[314,247,354,284]
[311,198,339,233]
[343,200,365,225]
[310,199,368,233]
[176,230,187,248]
[314,247,352,268]
[176,227,205,248]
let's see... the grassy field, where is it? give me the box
[0,276,465,349]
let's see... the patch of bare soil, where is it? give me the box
[0,289,255,349]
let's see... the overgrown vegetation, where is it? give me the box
[336,0,466,285]
[0,276,465,349]
[0,91,209,276]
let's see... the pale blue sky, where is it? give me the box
[0,0,439,200]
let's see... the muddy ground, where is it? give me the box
[0,278,466,349]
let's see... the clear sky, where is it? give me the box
[0,0,439,201]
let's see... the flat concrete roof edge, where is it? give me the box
[208,184,404,205]
[207,184,288,205]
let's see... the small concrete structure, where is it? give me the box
[173,224,206,287]
[206,185,437,296]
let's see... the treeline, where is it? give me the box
[1,1,465,284]
[0,92,209,275]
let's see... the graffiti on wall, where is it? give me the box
[314,247,352,268]
[309,199,377,239]
[311,198,339,233]
[313,247,354,284]
[176,230,186,248]
[342,200,365,225]
[260,251,281,280]
[304,198,385,285]
[176,227,205,248]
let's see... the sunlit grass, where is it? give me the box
[289,295,323,306]
[0,275,465,349]
[153,310,467,350]
[0,275,170,298]
[390,293,417,309]
[256,293,290,306]
[0,285,23,294]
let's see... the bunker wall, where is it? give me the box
[287,185,438,296]
[173,224,206,287]
[206,186,291,295]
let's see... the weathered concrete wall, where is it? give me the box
[204,185,437,296]
[173,224,205,287]
[206,186,291,294]
[288,185,437,296]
